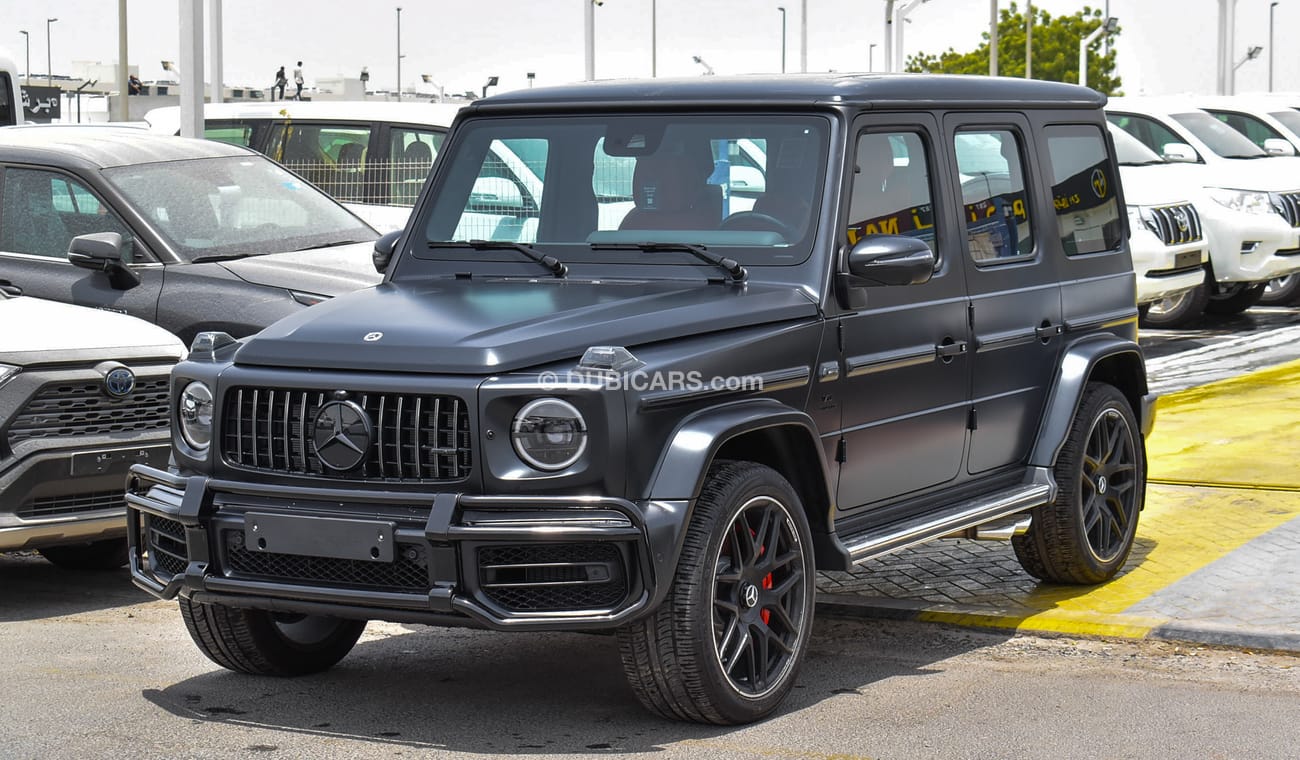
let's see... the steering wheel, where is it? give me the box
[718,211,798,242]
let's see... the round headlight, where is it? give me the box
[178,381,214,450]
[511,398,587,471]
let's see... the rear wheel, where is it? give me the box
[1139,283,1208,329]
[1204,282,1266,315]
[618,461,815,724]
[1013,383,1145,584]
[179,594,365,676]
[1260,274,1300,306]
[38,539,127,570]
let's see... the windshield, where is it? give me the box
[1270,109,1300,138]
[1171,111,1268,158]
[1108,124,1164,165]
[102,155,376,261]
[415,113,830,268]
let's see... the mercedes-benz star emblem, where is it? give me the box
[741,583,759,609]
[104,367,136,398]
[312,401,373,471]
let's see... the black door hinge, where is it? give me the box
[968,407,978,430]
[837,319,845,352]
[836,438,847,463]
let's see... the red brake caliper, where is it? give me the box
[752,527,773,625]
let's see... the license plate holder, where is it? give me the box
[1174,250,1201,270]
[243,512,395,563]
[70,444,169,477]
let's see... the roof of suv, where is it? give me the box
[472,73,1106,111]
[0,124,251,168]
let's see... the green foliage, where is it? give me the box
[904,2,1122,95]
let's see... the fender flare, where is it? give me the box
[1029,334,1151,468]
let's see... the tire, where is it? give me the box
[1204,282,1266,315]
[179,594,366,676]
[617,460,815,724]
[38,538,127,570]
[1012,383,1145,585]
[1139,283,1209,329]
[1260,274,1300,306]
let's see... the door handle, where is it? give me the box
[935,340,967,359]
[1035,323,1062,341]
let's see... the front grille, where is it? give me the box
[221,387,472,482]
[145,514,188,577]
[478,543,629,612]
[1145,203,1203,245]
[222,530,430,591]
[19,490,125,519]
[1272,191,1300,227]
[6,377,170,447]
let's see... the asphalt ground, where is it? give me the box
[816,335,1300,655]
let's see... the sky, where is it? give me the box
[2,0,1297,98]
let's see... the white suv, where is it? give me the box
[1,286,184,569]
[1107,97,1300,316]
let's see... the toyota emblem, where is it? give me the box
[312,401,373,471]
[103,367,136,398]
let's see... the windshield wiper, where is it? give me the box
[291,238,374,252]
[590,242,747,282]
[429,240,567,277]
[190,252,256,263]
[1120,159,1166,166]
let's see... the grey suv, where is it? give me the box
[126,75,1154,724]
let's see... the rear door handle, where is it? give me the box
[935,340,968,359]
[1035,323,1062,341]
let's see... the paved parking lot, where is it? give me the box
[816,339,1300,653]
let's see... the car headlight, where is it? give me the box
[1206,188,1273,215]
[178,381,215,450]
[511,398,587,471]
[0,362,18,389]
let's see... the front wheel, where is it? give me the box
[1139,283,1209,329]
[1013,383,1145,584]
[179,594,366,676]
[1260,274,1300,306]
[618,461,815,724]
[1204,282,1266,315]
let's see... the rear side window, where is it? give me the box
[954,129,1034,262]
[267,122,372,201]
[390,127,445,205]
[1044,125,1123,255]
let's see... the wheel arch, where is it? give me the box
[1029,335,1152,469]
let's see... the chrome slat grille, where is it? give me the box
[1145,203,1203,245]
[1272,191,1300,228]
[6,377,170,446]
[221,386,471,482]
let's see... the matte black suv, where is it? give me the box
[127,75,1154,724]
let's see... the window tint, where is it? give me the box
[1045,125,1123,255]
[954,129,1033,262]
[1107,113,1196,159]
[389,127,444,205]
[846,131,935,252]
[1269,109,1300,137]
[0,169,135,260]
[1208,110,1284,149]
[204,124,254,147]
[268,122,372,201]
[1171,111,1266,158]
[0,72,13,126]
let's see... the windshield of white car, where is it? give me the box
[102,155,377,261]
[414,113,829,268]
[1171,111,1268,159]
[1108,124,1166,165]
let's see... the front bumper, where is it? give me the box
[126,464,684,631]
[1129,231,1207,305]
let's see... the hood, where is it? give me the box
[0,295,184,365]
[218,241,383,297]
[1118,164,1201,206]
[234,278,819,374]
[1194,156,1300,192]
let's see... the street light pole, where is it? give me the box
[19,30,29,85]
[651,0,656,77]
[799,0,807,73]
[989,0,998,76]
[46,17,57,88]
[869,42,876,71]
[395,7,403,101]
[778,6,787,73]
[1268,0,1279,91]
[1079,17,1117,89]
[1025,1,1032,79]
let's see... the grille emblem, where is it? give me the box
[312,401,372,471]
[1172,207,1189,233]
[103,367,136,398]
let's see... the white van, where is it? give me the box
[144,101,464,231]
[0,48,20,126]
[1108,97,1300,316]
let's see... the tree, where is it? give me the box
[905,2,1122,95]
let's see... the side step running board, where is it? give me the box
[841,481,1053,565]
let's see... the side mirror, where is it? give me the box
[67,232,140,289]
[1160,142,1199,163]
[843,235,936,287]
[468,176,526,212]
[1263,137,1297,156]
[373,230,401,274]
